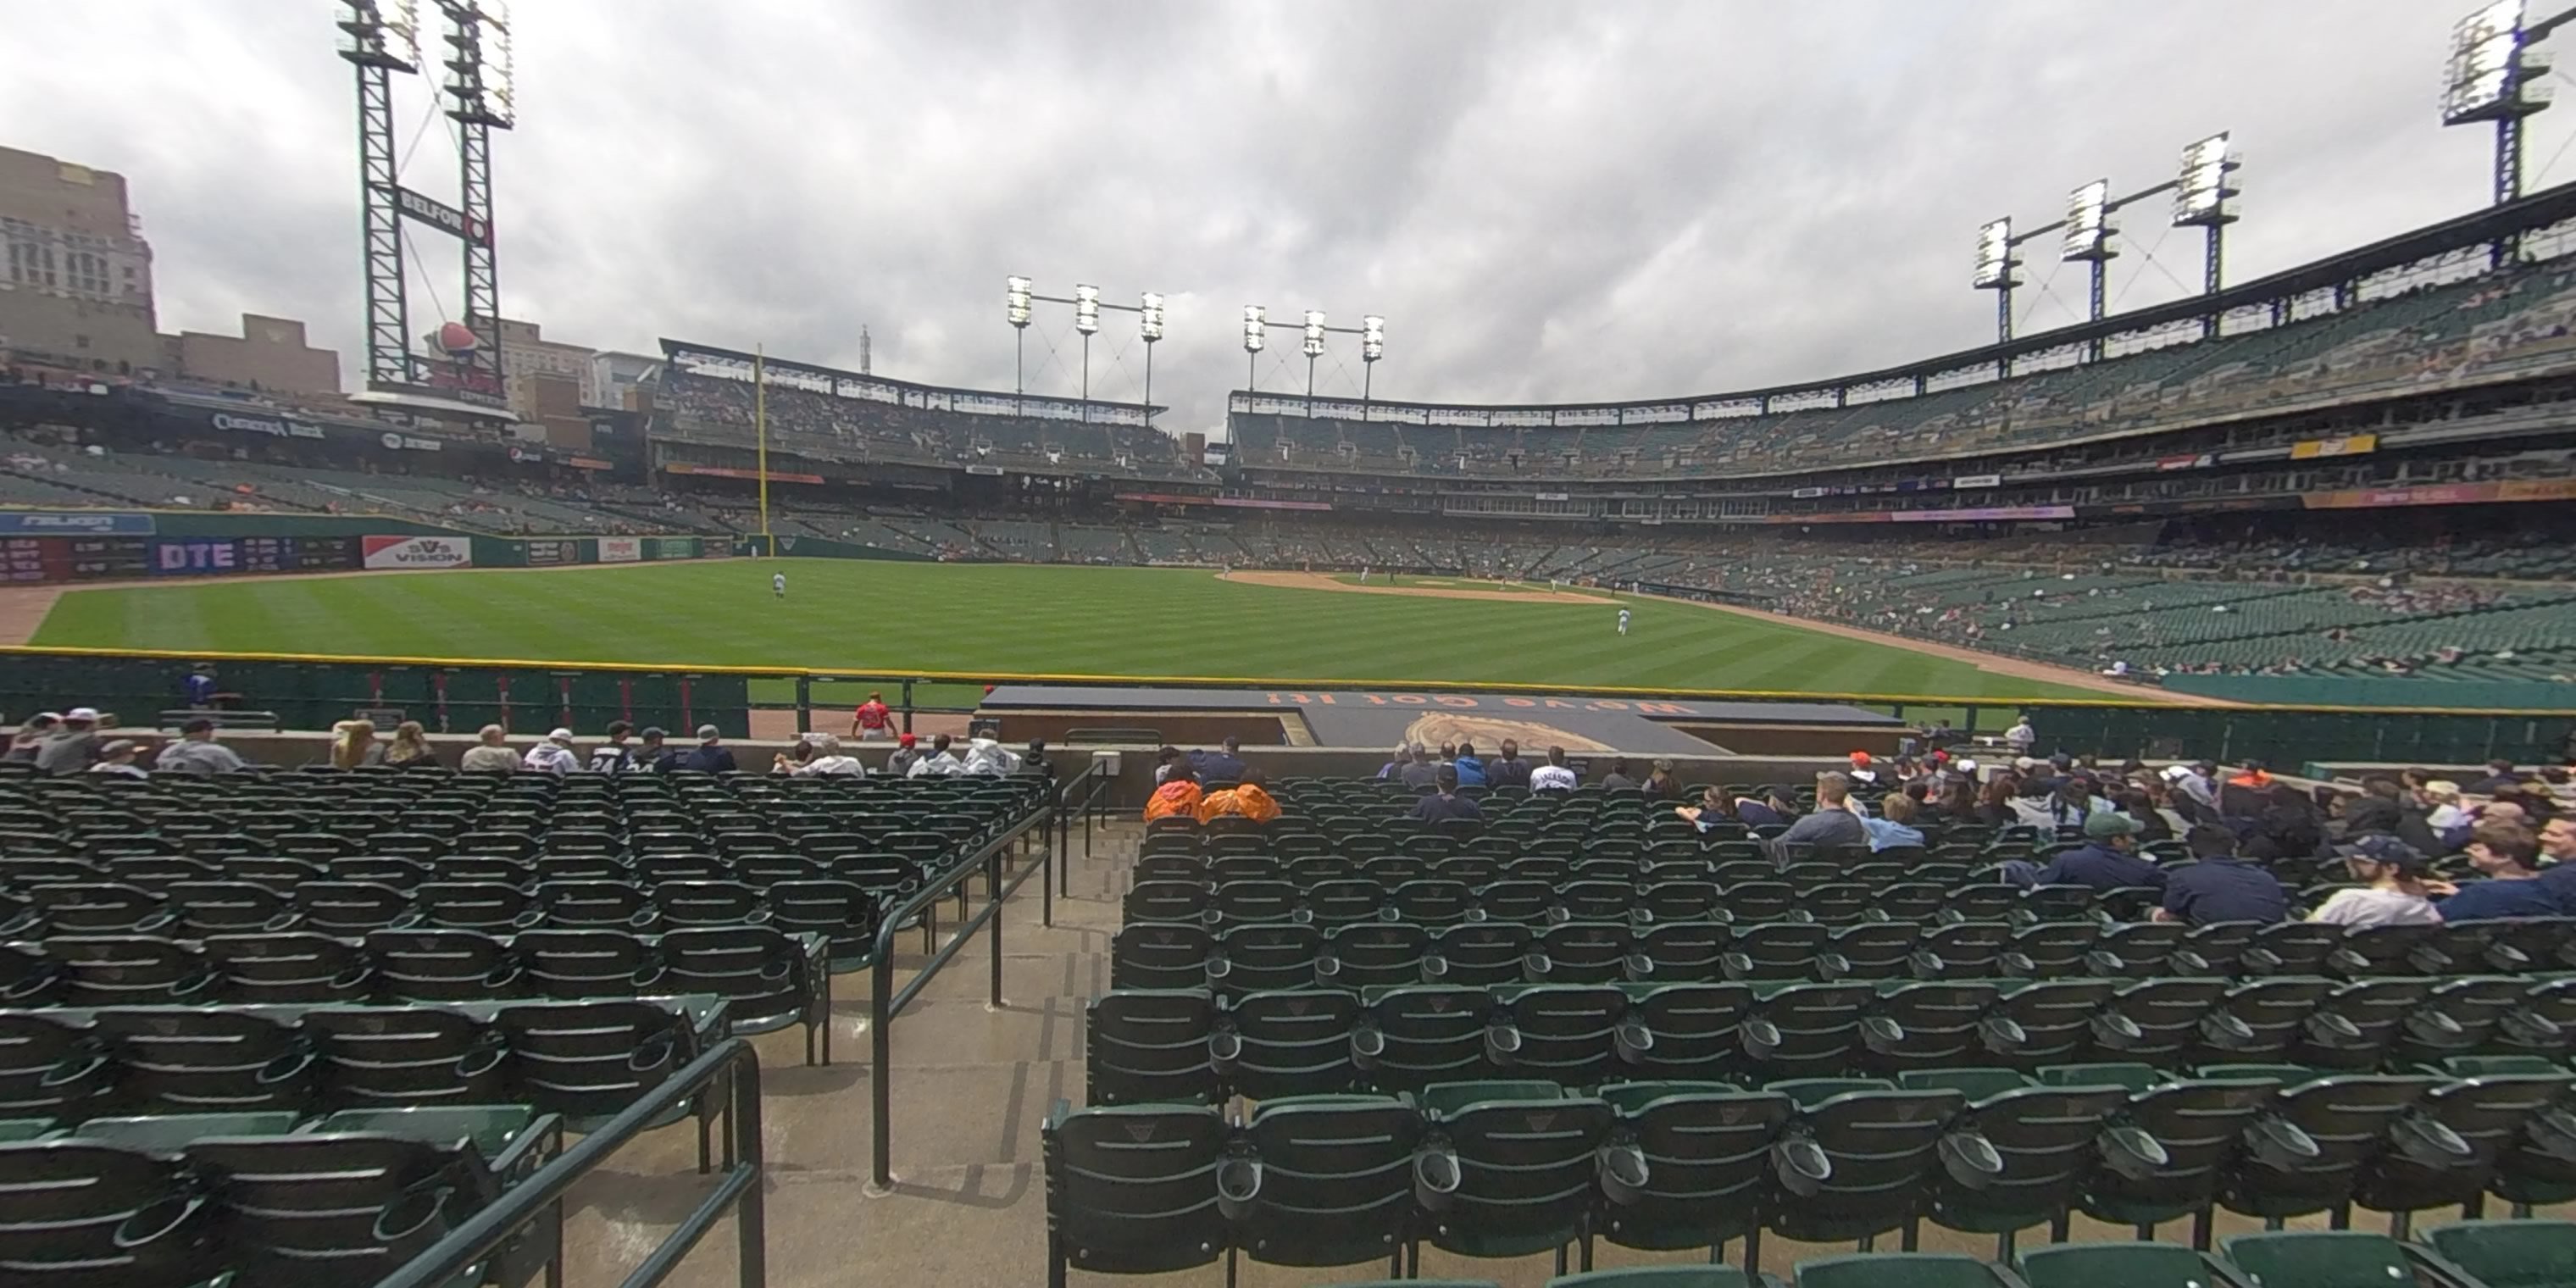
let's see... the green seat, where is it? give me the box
[1763,1077,1891,1108]
[0,1119,55,1143]
[1796,1252,2014,1288]
[2443,1056,2567,1079]
[2420,1219,2576,1288]
[1417,1080,1563,1119]
[69,1112,304,1153]
[1551,1269,1759,1287]
[2018,1241,2230,1288]
[2036,1063,2161,1092]
[1897,1067,2030,1100]
[308,1105,541,1163]
[1596,1080,1741,1111]
[2223,1230,2414,1288]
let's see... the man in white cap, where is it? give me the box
[36,708,104,774]
[522,728,578,775]
[86,738,148,779]
[4,713,61,763]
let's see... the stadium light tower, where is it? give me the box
[1243,305,1385,412]
[1971,218,2021,364]
[1302,310,1327,417]
[1242,305,1265,391]
[338,0,423,389]
[2172,132,2243,336]
[2444,0,2556,208]
[2060,180,2115,360]
[1002,276,1163,425]
[1360,314,1385,422]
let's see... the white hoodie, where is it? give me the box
[522,741,577,775]
[792,754,865,777]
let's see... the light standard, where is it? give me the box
[1302,310,1326,419]
[1002,275,1163,425]
[1005,275,1032,416]
[1074,284,1100,424]
[1241,305,1265,391]
[1140,291,1163,428]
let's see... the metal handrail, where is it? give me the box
[380,1037,767,1288]
[869,800,1058,1187]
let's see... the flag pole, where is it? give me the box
[755,343,771,553]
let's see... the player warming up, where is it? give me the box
[773,571,786,599]
[1617,607,1632,636]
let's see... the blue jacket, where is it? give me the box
[2437,877,2562,921]
[1452,756,1487,787]
[2033,843,2165,893]
[2159,858,2286,925]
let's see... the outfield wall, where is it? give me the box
[0,509,715,584]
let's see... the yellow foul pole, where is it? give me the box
[754,343,771,552]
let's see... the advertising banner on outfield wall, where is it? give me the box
[598,536,642,563]
[362,535,473,569]
[524,541,580,567]
[0,511,156,535]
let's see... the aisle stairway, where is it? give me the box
[558,819,2576,1288]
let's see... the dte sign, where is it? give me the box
[154,540,239,574]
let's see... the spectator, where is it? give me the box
[1022,740,1053,780]
[957,738,1024,776]
[1530,747,1579,792]
[4,713,60,763]
[86,738,147,779]
[1196,736,1248,784]
[905,733,963,777]
[2166,761,2218,813]
[2025,777,2109,831]
[2005,714,2035,757]
[2019,813,2165,893]
[2228,760,2275,791]
[1859,793,1926,852]
[383,720,439,769]
[2154,824,2287,925]
[1598,758,1637,791]
[2340,777,2407,836]
[2430,820,2556,920]
[1452,741,1487,788]
[328,719,383,769]
[1641,758,1681,801]
[676,724,739,774]
[2243,785,2329,863]
[1374,743,1408,780]
[1774,773,1868,850]
[2422,780,2468,840]
[155,717,247,775]
[886,732,924,777]
[1845,751,1878,786]
[2465,758,2523,795]
[1487,740,1533,789]
[183,663,218,709]
[1933,776,1978,824]
[638,727,677,774]
[1736,784,1796,829]
[1196,765,1281,824]
[1675,785,1735,833]
[2114,790,2174,843]
[778,733,863,776]
[2531,818,2576,908]
[458,724,519,773]
[850,691,895,741]
[522,729,578,775]
[2309,836,2442,928]
[1410,765,1484,823]
[1397,746,1440,791]
[586,721,636,774]
[36,708,104,774]
[1144,762,1202,821]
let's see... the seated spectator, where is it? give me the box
[1022,740,1053,780]
[676,724,739,774]
[2243,784,2329,863]
[2429,820,2557,920]
[1154,746,1184,784]
[1145,763,1202,822]
[1844,751,1878,786]
[2532,817,2576,907]
[1410,765,1484,823]
[2114,790,2174,843]
[957,738,1023,775]
[2422,780,2468,841]
[2309,836,2442,927]
[1858,793,1926,852]
[383,720,440,769]
[2021,777,2109,832]
[1452,741,1487,788]
[586,722,636,774]
[2340,777,2407,836]
[2228,760,2275,790]
[1194,736,1247,784]
[2165,762,2218,814]
[1196,765,1281,824]
[1775,773,1868,850]
[1597,758,1636,791]
[1736,785,1796,829]
[886,732,924,777]
[1641,758,1681,801]
[1530,747,1579,792]
[329,719,382,769]
[905,733,963,777]
[779,733,863,777]
[1674,786,1735,833]
[2465,758,2523,795]
[86,739,147,779]
[2154,824,2287,925]
[2017,812,2165,893]
[36,708,104,774]
[523,729,578,775]
[1397,746,1441,791]
[5,713,59,763]
[459,724,519,773]
[1374,743,1407,780]
[1486,740,1533,789]
[639,726,676,773]
[155,718,247,774]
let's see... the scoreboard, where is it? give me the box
[0,536,359,583]
[70,537,153,580]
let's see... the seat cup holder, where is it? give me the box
[1413,1146,1462,1212]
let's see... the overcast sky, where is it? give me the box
[4,1,2559,437]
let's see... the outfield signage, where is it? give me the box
[362,535,473,569]
[665,463,827,486]
[0,511,155,535]
[1113,491,1333,512]
[2290,434,2379,459]
[598,536,642,564]
[1951,474,2002,490]
[394,185,491,245]
[2303,479,2576,509]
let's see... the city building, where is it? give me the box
[496,316,596,418]
[162,313,341,396]
[591,349,660,411]
[0,145,158,373]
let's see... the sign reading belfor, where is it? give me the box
[394,185,492,245]
[362,535,473,569]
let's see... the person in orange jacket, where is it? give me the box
[1143,762,1203,822]
[1196,766,1282,824]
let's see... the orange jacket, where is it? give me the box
[1195,783,1281,824]
[1143,780,1203,822]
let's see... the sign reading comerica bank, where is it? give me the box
[211,412,326,440]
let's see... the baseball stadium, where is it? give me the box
[7,5,2576,1288]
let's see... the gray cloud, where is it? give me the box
[1,1,2547,438]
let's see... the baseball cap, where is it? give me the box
[2083,812,2138,840]
[696,724,720,742]
[1954,758,1978,774]
[899,733,917,747]
[1849,751,1872,766]
[98,739,134,757]
[2160,764,2196,783]
[65,707,99,722]
[2335,834,2429,870]
[547,728,573,743]
[180,717,215,735]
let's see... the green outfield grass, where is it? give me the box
[25,558,2119,699]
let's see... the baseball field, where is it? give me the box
[19,558,2134,700]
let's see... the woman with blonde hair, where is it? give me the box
[381,720,438,769]
[329,719,383,769]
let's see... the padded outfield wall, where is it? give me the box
[0,509,716,583]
